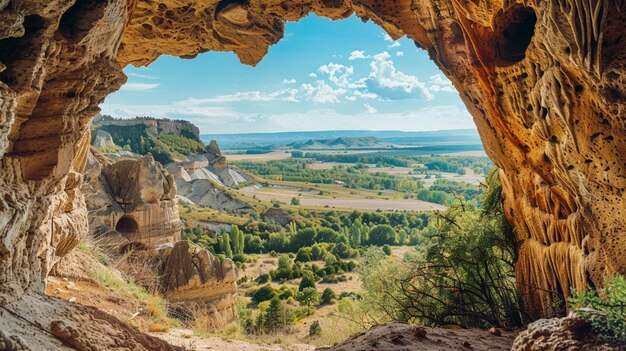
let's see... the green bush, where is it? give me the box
[252,285,278,304]
[309,320,322,337]
[299,271,317,291]
[321,288,336,305]
[569,275,626,344]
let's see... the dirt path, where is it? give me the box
[153,329,315,351]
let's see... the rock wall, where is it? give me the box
[0,0,624,334]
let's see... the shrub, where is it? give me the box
[296,247,313,262]
[291,197,300,205]
[256,274,270,284]
[382,244,392,256]
[308,320,322,337]
[252,285,278,304]
[569,274,626,344]
[356,168,525,328]
[321,288,336,305]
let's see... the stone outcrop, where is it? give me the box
[81,151,240,329]
[512,313,620,350]
[158,241,239,328]
[0,0,624,347]
[86,154,182,250]
[92,130,117,151]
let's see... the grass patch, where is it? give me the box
[89,267,173,331]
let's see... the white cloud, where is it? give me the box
[282,78,297,84]
[383,33,402,49]
[176,91,280,104]
[127,73,159,80]
[318,63,365,89]
[428,74,456,93]
[396,51,404,57]
[300,80,347,104]
[349,50,370,60]
[364,104,377,114]
[308,73,318,78]
[101,102,474,134]
[367,52,434,100]
[120,83,160,91]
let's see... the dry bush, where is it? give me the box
[112,249,163,295]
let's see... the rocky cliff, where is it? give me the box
[95,115,201,141]
[0,0,624,348]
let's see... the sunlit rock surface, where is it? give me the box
[0,0,624,348]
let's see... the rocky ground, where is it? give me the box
[318,323,516,351]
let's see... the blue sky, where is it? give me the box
[102,15,474,134]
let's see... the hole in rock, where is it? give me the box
[477,4,537,66]
[59,0,107,42]
[0,14,46,85]
[115,216,139,234]
[216,0,248,14]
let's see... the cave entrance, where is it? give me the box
[115,216,139,234]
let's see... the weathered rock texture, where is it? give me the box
[511,313,620,350]
[0,0,624,345]
[158,241,239,328]
[87,154,183,249]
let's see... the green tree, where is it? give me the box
[368,224,396,245]
[292,227,317,249]
[291,197,300,205]
[349,222,362,246]
[316,228,342,243]
[229,225,244,255]
[219,233,233,258]
[296,287,320,315]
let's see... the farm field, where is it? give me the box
[240,184,445,211]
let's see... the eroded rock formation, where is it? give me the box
[158,241,239,328]
[86,154,182,250]
[0,0,624,347]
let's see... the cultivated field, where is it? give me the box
[240,184,445,211]
[224,151,293,162]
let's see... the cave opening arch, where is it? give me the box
[0,0,623,325]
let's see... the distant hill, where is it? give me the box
[201,129,482,150]
[288,136,394,150]
[91,115,207,164]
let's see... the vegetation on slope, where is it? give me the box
[95,123,206,164]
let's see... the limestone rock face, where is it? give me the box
[0,0,624,340]
[159,241,239,328]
